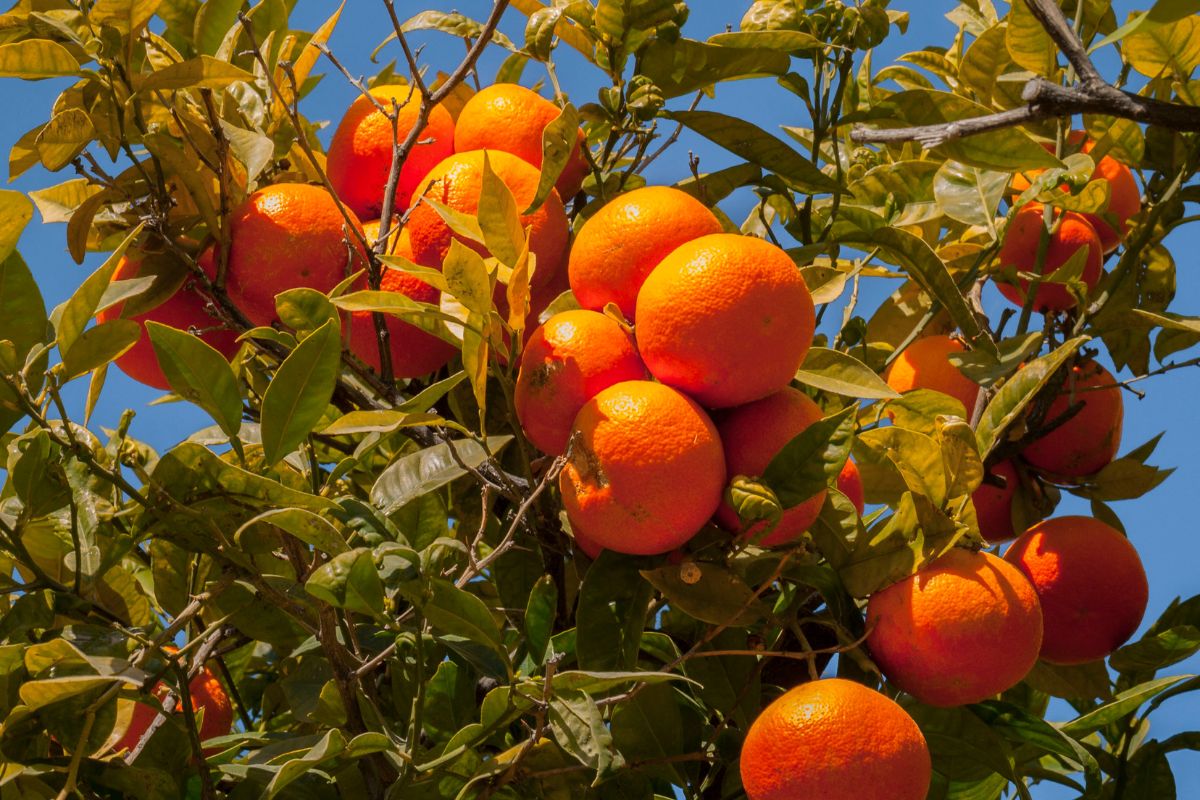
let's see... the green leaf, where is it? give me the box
[1006,0,1057,74]
[970,700,1100,784]
[0,40,78,79]
[527,102,580,213]
[975,336,1089,458]
[762,405,856,508]
[146,321,242,438]
[1110,626,1200,676]
[370,436,513,515]
[0,249,47,359]
[1062,675,1195,737]
[0,190,34,262]
[641,37,790,98]
[90,0,164,32]
[640,562,769,626]
[1073,458,1174,501]
[138,55,256,92]
[576,552,654,671]
[275,288,339,339]
[260,319,341,466]
[27,179,103,225]
[54,226,140,358]
[667,109,839,193]
[424,579,504,652]
[60,319,139,379]
[304,548,385,618]
[238,508,348,556]
[477,152,525,269]
[18,675,125,710]
[524,575,557,665]
[35,109,94,172]
[611,683,688,784]
[264,728,348,798]
[548,688,623,780]
[320,410,444,437]
[933,160,1007,230]
[794,347,900,399]
[443,240,493,317]
[1024,658,1112,701]
[1125,16,1200,77]
[193,0,244,56]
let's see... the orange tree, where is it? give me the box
[3,1,1200,798]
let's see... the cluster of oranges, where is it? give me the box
[94,75,1151,798]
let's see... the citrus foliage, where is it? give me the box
[0,1,1199,799]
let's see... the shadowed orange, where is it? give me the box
[837,459,865,515]
[635,233,815,409]
[995,204,1103,313]
[740,678,931,800]
[1005,516,1148,665]
[1022,360,1123,480]
[109,660,233,757]
[974,460,1020,543]
[866,548,1043,707]
[559,380,725,555]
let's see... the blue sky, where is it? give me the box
[4,1,1199,795]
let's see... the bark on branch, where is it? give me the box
[851,0,1200,147]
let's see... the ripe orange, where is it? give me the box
[1022,360,1123,480]
[568,186,723,319]
[97,250,240,392]
[884,335,980,415]
[559,380,726,555]
[453,83,589,199]
[326,85,455,220]
[1010,132,1141,253]
[974,460,1020,543]
[110,658,234,756]
[994,204,1103,313]
[573,526,604,560]
[406,150,569,289]
[635,234,816,408]
[866,548,1043,707]
[714,388,827,546]
[514,310,648,455]
[226,183,366,327]
[1005,516,1148,665]
[739,678,931,800]
[837,459,865,515]
[347,221,457,378]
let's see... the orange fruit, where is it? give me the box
[97,250,240,392]
[226,183,366,327]
[110,658,233,756]
[514,310,648,455]
[573,527,604,560]
[453,83,589,199]
[1005,516,1148,665]
[326,85,455,220]
[568,186,723,319]
[866,548,1043,707]
[1022,360,1122,480]
[739,678,931,800]
[995,204,1103,313]
[837,459,865,515]
[1010,132,1141,253]
[884,335,980,415]
[635,233,816,409]
[406,150,569,289]
[347,221,457,378]
[559,380,726,555]
[974,460,1020,543]
[714,388,827,546]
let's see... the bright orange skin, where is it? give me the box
[514,310,648,455]
[1022,361,1123,480]
[226,183,366,327]
[568,186,723,319]
[635,234,816,409]
[974,460,1020,543]
[326,85,455,220]
[110,662,233,756]
[453,83,589,199]
[866,548,1043,707]
[559,380,726,555]
[1010,132,1141,254]
[739,678,931,800]
[348,221,456,378]
[884,335,980,415]
[97,252,240,392]
[406,150,569,289]
[715,388,827,546]
[837,459,865,515]
[995,204,1103,313]
[1005,516,1148,665]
